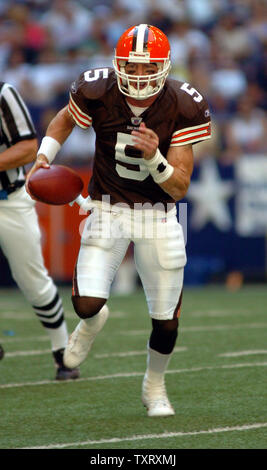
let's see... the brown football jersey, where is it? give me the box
[68,67,211,207]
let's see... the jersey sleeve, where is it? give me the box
[68,68,113,129]
[170,120,211,146]
[68,76,93,129]
[170,85,211,147]
[0,83,36,145]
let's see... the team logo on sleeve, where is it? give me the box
[71,82,77,93]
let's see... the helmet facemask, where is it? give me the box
[113,54,171,100]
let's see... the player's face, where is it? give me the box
[124,63,158,90]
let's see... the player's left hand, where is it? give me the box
[131,122,159,160]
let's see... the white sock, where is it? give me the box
[82,305,108,330]
[48,321,68,351]
[145,346,172,385]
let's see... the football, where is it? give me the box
[28,165,84,205]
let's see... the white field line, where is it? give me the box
[1,322,266,343]
[94,346,187,358]
[125,323,267,335]
[5,349,51,357]
[1,335,50,344]
[0,310,125,320]
[3,347,266,360]
[219,350,267,358]
[191,310,250,317]
[1,361,267,390]
[0,309,244,319]
[18,422,267,449]
[0,313,36,319]
[2,346,187,359]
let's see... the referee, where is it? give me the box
[0,82,79,380]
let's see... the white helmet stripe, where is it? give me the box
[135,24,149,53]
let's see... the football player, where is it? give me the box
[27,24,211,416]
[0,81,79,380]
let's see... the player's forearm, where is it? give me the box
[142,145,192,201]
[157,143,193,201]
[0,138,38,171]
[36,106,76,165]
[132,124,193,201]
[45,106,75,144]
[158,168,191,201]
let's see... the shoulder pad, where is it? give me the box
[166,78,208,119]
[71,67,116,101]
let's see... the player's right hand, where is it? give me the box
[25,154,50,195]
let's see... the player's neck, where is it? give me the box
[126,94,159,108]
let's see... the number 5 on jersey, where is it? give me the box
[84,68,109,82]
[180,82,203,103]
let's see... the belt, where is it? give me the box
[0,180,25,200]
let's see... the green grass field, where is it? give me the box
[0,285,266,450]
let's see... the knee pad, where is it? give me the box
[149,318,179,355]
[72,296,106,319]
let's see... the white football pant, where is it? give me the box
[73,201,186,320]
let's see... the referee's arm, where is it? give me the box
[0,82,38,170]
[0,138,38,171]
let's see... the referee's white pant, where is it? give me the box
[0,186,56,304]
[0,186,68,351]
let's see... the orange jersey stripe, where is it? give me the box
[69,95,92,123]
[68,97,92,126]
[68,102,91,128]
[68,105,90,128]
[171,130,211,144]
[172,124,210,139]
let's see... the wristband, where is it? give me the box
[144,148,174,184]
[37,136,61,164]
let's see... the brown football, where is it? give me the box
[28,165,84,205]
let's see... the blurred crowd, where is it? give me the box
[0,0,266,165]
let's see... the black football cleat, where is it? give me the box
[0,344,4,360]
[53,348,80,381]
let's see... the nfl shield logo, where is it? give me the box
[131,117,142,126]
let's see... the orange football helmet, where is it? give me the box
[113,24,171,100]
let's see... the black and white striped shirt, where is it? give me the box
[0,82,36,191]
